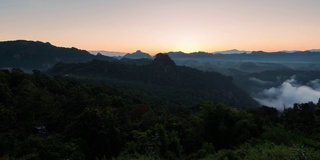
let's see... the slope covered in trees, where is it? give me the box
[48,54,258,108]
[0,40,117,70]
[1,69,320,159]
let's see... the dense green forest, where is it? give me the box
[1,40,320,159]
[1,69,320,160]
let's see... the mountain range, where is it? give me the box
[2,39,320,160]
[89,50,125,57]
[90,49,320,58]
[0,40,260,108]
[1,40,319,70]
[48,53,258,108]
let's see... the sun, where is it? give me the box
[171,35,204,53]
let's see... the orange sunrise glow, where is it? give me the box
[1,0,319,55]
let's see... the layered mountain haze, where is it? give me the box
[213,49,252,54]
[1,40,320,110]
[48,53,258,108]
[2,0,320,158]
[1,40,320,159]
[89,50,125,57]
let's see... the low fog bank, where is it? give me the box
[249,77,274,85]
[254,76,320,110]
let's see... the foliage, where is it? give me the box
[1,69,320,159]
[123,124,182,159]
[202,142,320,160]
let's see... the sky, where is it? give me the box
[1,0,320,54]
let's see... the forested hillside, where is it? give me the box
[48,54,258,108]
[1,69,320,159]
[0,40,116,70]
[1,40,320,160]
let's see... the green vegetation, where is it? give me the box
[1,69,320,160]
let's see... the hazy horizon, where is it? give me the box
[1,39,320,57]
[89,48,320,56]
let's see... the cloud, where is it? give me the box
[254,77,320,110]
[308,79,320,90]
[249,77,274,85]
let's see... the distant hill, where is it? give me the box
[165,50,320,65]
[2,40,319,72]
[0,40,117,70]
[213,49,251,54]
[122,50,152,59]
[166,49,320,59]
[309,49,320,52]
[89,50,125,57]
[165,50,320,75]
[48,53,258,108]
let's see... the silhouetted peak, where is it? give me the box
[122,50,151,59]
[152,53,176,67]
[132,50,151,56]
[135,50,143,54]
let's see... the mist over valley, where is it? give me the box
[2,0,320,158]
[1,40,320,110]
[1,40,320,159]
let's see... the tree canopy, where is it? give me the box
[1,69,320,159]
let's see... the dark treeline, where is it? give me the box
[1,69,320,160]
